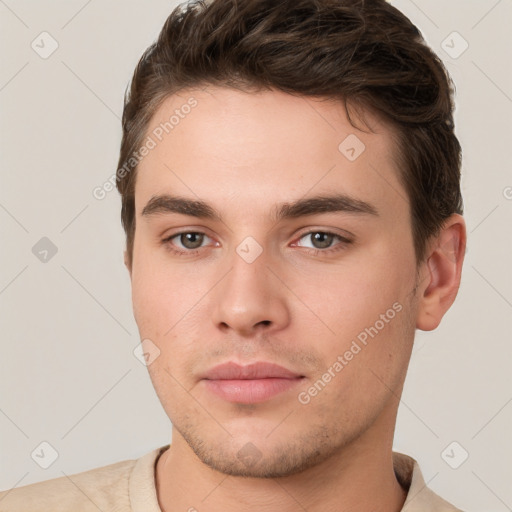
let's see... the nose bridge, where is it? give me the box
[211,238,289,334]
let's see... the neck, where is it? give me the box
[156,419,407,512]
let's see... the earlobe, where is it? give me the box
[416,214,467,331]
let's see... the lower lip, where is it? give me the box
[203,377,304,403]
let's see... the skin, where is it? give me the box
[125,86,466,512]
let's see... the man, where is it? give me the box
[0,0,466,510]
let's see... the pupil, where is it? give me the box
[313,232,333,249]
[182,233,203,249]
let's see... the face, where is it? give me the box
[129,86,421,477]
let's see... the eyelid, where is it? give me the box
[292,227,353,244]
[161,225,215,241]
[163,230,217,249]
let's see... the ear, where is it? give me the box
[416,214,466,331]
[124,249,132,278]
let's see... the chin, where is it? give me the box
[175,418,352,479]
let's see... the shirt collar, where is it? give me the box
[393,451,462,511]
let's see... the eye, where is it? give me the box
[163,231,214,252]
[299,232,336,249]
[294,231,351,252]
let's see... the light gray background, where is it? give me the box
[1,0,511,510]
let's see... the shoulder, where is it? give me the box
[0,458,136,512]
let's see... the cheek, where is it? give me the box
[131,241,184,325]
[130,254,211,360]
[291,246,416,391]
[300,298,415,421]
[296,255,411,336]
[131,270,157,335]
[131,255,177,338]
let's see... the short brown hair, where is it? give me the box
[116,0,463,266]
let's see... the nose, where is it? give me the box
[211,246,291,337]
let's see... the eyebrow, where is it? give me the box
[141,193,378,222]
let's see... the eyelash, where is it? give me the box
[161,230,352,257]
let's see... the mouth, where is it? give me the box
[201,361,305,404]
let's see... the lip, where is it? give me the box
[201,362,305,404]
[202,361,303,380]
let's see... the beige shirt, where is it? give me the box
[0,445,463,511]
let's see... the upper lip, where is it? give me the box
[202,362,303,380]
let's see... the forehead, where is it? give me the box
[135,86,407,221]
